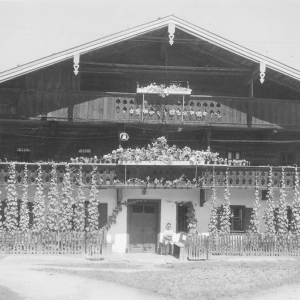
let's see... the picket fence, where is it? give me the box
[186,234,209,260]
[186,233,300,260]
[0,231,106,259]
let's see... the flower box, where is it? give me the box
[118,161,205,166]
[136,89,192,95]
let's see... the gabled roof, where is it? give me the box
[1,15,300,85]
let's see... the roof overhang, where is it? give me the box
[1,15,300,84]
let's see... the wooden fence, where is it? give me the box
[210,233,300,257]
[0,231,106,258]
[186,235,209,260]
[186,234,300,260]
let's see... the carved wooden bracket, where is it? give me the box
[168,22,175,46]
[260,61,266,84]
[73,53,80,75]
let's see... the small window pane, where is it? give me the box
[132,205,143,213]
[281,153,295,166]
[144,205,155,214]
[227,151,241,160]
[16,148,31,162]
[78,149,92,157]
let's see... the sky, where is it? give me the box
[1,0,300,73]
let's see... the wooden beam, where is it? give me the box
[249,79,253,98]
[181,43,243,67]
[81,62,250,76]
[243,66,260,85]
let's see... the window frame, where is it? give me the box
[78,148,92,157]
[280,152,296,166]
[229,205,245,232]
[226,150,242,160]
[16,147,31,162]
[176,203,188,233]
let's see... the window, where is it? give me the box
[98,203,108,228]
[230,206,245,232]
[144,205,155,214]
[16,148,31,162]
[261,190,268,200]
[177,204,188,232]
[227,151,241,160]
[132,205,143,213]
[281,153,295,166]
[78,148,92,157]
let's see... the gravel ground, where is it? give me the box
[1,255,300,300]
[36,257,300,300]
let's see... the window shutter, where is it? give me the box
[98,203,108,228]
[200,189,206,207]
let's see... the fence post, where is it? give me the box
[206,236,210,260]
[81,232,86,256]
[37,232,42,254]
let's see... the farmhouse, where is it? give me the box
[0,16,300,254]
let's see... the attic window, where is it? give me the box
[78,148,92,157]
[16,148,31,162]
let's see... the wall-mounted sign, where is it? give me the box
[119,132,129,141]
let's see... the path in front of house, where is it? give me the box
[0,254,170,300]
[1,254,300,300]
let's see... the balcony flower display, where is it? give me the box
[135,108,141,115]
[109,136,222,165]
[176,109,181,116]
[136,83,192,97]
[71,137,249,166]
[142,108,149,115]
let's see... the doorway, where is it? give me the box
[127,201,159,253]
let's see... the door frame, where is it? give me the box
[126,199,161,253]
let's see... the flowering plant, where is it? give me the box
[149,109,155,116]
[169,109,175,116]
[129,108,134,115]
[137,83,192,97]
[176,109,181,116]
[190,110,195,116]
[135,108,141,115]
[196,111,202,118]
[143,108,148,115]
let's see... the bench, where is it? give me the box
[157,232,188,261]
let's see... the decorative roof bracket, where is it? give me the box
[168,22,175,46]
[73,53,80,75]
[260,61,266,84]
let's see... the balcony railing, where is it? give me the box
[0,163,296,189]
[1,89,300,128]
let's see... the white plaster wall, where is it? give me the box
[0,185,298,254]
[204,187,296,233]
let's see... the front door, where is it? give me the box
[128,202,158,253]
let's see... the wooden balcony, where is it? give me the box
[0,163,296,189]
[1,89,300,128]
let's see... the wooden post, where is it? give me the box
[182,95,184,122]
[249,79,253,98]
[142,93,144,122]
[206,128,212,151]
[81,232,86,256]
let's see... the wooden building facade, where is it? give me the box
[0,16,300,253]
